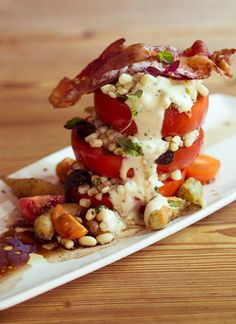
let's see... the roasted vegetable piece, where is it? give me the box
[145,206,173,230]
[51,204,88,239]
[167,196,187,218]
[34,212,55,240]
[56,158,75,183]
[3,177,64,198]
[177,177,204,207]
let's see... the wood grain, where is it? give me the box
[0,0,236,323]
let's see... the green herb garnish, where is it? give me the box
[158,50,174,64]
[64,117,83,129]
[126,89,143,117]
[117,137,143,157]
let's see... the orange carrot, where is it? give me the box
[186,154,221,184]
[51,204,88,239]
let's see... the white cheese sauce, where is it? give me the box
[108,73,208,222]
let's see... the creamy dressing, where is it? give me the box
[108,73,208,222]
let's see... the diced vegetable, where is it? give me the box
[34,212,55,240]
[56,158,75,182]
[145,206,172,230]
[3,177,64,198]
[186,154,220,184]
[177,177,204,207]
[51,204,88,239]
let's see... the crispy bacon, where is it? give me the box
[49,39,235,108]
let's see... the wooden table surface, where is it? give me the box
[0,1,236,323]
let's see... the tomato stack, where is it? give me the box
[71,90,209,198]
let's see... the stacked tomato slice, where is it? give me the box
[71,91,209,201]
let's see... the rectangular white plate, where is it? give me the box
[0,94,236,310]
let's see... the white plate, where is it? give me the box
[0,94,236,310]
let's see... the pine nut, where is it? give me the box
[108,91,117,98]
[170,169,182,181]
[95,193,103,201]
[78,184,90,195]
[96,233,114,245]
[85,208,96,221]
[118,73,133,85]
[108,143,117,152]
[90,139,103,148]
[100,176,108,183]
[61,239,74,250]
[85,132,97,142]
[169,142,179,152]
[78,236,97,247]
[79,198,91,208]
[159,173,169,181]
[99,125,109,134]
[101,186,110,194]
[87,187,99,197]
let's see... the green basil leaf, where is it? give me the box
[64,117,83,129]
[158,50,174,64]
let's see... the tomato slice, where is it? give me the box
[94,90,208,137]
[51,204,88,239]
[72,128,203,178]
[157,128,204,173]
[159,169,186,197]
[72,128,123,178]
[94,90,137,135]
[162,95,208,136]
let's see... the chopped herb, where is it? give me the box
[154,186,159,192]
[84,106,94,114]
[158,50,174,64]
[64,117,83,129]
[126,89,143,117]
[117,137,143,157]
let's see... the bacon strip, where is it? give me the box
[49,39,235,108]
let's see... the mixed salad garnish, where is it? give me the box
[1,39,235,276]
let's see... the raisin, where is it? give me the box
[155,151,174,165]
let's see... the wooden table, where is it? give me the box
[0,1,236,322]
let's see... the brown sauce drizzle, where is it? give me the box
[0,228,39,278]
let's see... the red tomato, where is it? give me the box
[71,128,123,178]
[72,128,203,178]
[157,128,204,173]
[162,96,208,136]
[94,90,208,137]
